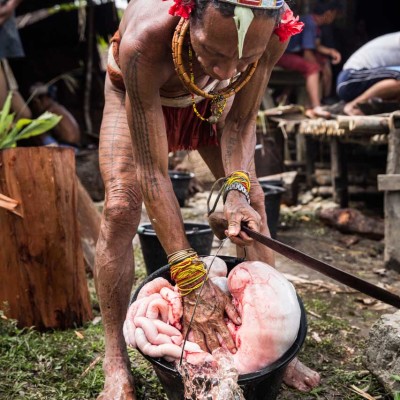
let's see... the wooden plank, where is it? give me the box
[330,138,348,207]
[377,174,400,191]
[337,115,390,134]
[0,193,22,216]
[384,113,400,271]
[258,170,298,183]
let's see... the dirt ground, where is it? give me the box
[134,188,400,399]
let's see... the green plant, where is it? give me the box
[392,375,400,400]
[0,92,61,150]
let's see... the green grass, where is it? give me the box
[0,314,105,400]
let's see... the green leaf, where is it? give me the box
[14,112,62,141]
[0,113,15,141]
[0,92,14,138]
[2,118,32,143]
[0,117,33,149]
[392,375,400,382]
[0,108,62,149]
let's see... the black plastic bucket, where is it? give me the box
[137,223,214,275]
[169,170,195,207]
[260,184,286,239]
[131,256,307,400]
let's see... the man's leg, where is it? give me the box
[321,62,333,99]
[305,72,322,109]
[198,147,320,391]
[344,79,400,116]
[95,78,141,400]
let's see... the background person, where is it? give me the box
[336,31,400,115]
[0,0,31,120]
[275,0,342,117]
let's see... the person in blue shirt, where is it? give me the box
[276,1,342,116]
[336,32,400,115]
[0,0,31,120]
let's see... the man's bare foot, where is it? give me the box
[97,356,136,400]
[343,102,364,116]
[312,106,332,119]
[304,106,331,119]
[283,357,321,392]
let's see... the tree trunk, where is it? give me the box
[0,147,93,330]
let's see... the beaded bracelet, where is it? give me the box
[167,248,197,266]
[222,170,251,204]
[223,181,251,204]
[170,254,208,297]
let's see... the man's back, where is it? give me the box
[343,31,400,70]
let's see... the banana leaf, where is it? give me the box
[0,118,34,148]
[0,92,13,139]
[14,112,62,141]
[0,112,62,150]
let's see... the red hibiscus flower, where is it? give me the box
[165,0,195,19]
[274,9,304,42]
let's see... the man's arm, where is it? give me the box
[119,27,241,354]
[315,42,342,65]
[119,28,191,256]
[219,33,288,243]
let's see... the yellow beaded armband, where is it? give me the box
[169,252,208,297]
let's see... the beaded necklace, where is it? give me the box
[172,17,258,124]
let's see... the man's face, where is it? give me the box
[190,6,276,80]
[323,9,337,25]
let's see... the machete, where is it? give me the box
[239,225,400,309]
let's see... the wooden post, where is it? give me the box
[0,147,93,330]
[330,137,348,207]
[381,113,400,271]
[76,177,101,273]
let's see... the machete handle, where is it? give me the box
[208,211,228,240]
[208,212,253,240]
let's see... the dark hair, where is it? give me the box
[312,1,342,15]
[191,0,283,24]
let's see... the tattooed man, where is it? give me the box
[95,0,319,398]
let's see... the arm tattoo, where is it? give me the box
[125,52,160,200]
[224,135,239,170]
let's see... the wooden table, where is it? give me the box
[261,110,400,271]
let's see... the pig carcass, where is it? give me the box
[124,259,301,375]
[228,261,301,374]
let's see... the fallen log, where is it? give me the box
[317,207,384,240]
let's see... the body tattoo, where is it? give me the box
[125,52,160,200]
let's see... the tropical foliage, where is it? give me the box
[0,92,61,150]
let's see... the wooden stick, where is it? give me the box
[0,193,23,217]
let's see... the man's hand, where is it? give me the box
[182,279,240,353]
[0,0,20,26]
[329,48,341,65]
[223,190,261,247]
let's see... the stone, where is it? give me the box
[365,311,400,395]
